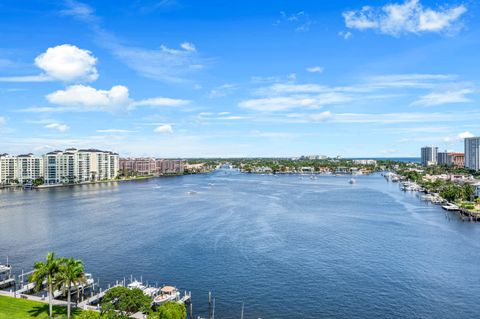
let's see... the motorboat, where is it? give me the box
[153,286,180,305]
[349,178,356,184]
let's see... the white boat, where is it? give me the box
[153,286,180,305]
[442,204,460,211]
[128,280,146,290]
[53,273,95,298]
[349,178,356,184]
[142,286,160,297]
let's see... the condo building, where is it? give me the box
[119,158,157,175]
[0,153,43,185]
[421,146,438,166]
[437,151,465,167]
[44,148,119,184]
[119,158,185,176]
[465,137,480,171]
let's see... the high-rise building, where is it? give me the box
[421,146,438,166]
[0,153,44,185]
[44,148,119,184]
[437,151,450,166]
[0,154,19,185]
[119,158,157,175]
[17,153,44,183]
[465,137,480,171]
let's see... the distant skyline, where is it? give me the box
[1,0,479,158]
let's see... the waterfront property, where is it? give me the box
[465,137,480,171]
[119,158,185,176]
[2,172,480,319]
[421,145,438,166]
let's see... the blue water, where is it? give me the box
[1,172,479,318]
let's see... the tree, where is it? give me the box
[463,184,475,202]
[101,286,151,318]
[29,252,62,318]
[77,311,101,319]
[55,258,87,319]
[149,302,186,319]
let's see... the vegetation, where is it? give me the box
[0,295,81,319]
[148,302,186,319]
[30,252,62,318]
[100,286,151,318]
[54,258,87,319]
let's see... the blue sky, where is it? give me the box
[1,0,479,158]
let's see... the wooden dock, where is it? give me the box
[77,284,122,309]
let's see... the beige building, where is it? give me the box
[0,153,44,185]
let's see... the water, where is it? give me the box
[1,172,480,319]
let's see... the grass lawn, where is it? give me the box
[0,295,82,319]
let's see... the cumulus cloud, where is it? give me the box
[343,0,467,36]
[154,124,173,134]
[0,44,98,83]
[45,123,69,132]
[46,85,131,110]
[43,85,189,112]
[306,66,324,73]
[35,44,98,82]
[412,88,473,106]
[458,131,474,139]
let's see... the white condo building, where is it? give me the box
[421,146,438,166]
[0,153,44,185]
[44,148,119,184]
[464,137,480,171]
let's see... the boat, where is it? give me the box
[153,286,180,305]
[128,280,146,290]
[349,178,356,184]
[53,273,95,298]
[442,203,460,211]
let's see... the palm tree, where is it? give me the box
[29,252,61,318]
[55,258,87,319]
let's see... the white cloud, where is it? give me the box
[306,66,324,73]
[274,11,314,32]
[239,94,350,112]
[0,44,98,83]
[209,84,237,98]
[45,123,69,132]
[43,84,188,112]
[46,85,131,110]
[0,75,52,82]
[0,116,6,125]
[412,88,473,106]
[35,44,98,82]
[180,42,196,52]
[154,124,173,134]
[60,1,206,83]
[288,111,333,122]
[338,31,353,39]
[458,131,474,139]
[130,97,190,108]
[343,0,467,36]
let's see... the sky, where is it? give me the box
[0,0,479,158]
